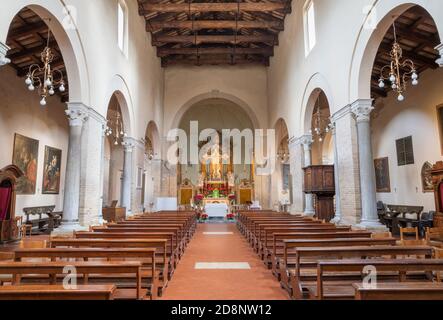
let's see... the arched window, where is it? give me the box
[304,0,317,56]
[118,0,128,56]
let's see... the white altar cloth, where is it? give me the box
[204,203,229,218]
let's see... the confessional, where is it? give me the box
[0,165,23,243]
[303,165,336,222]
[431,161,443,227]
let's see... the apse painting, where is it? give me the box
[42,146,62,194]
[374,157,391,193]
[12,133,39,195]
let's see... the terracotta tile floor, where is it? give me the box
[161,223,289,300]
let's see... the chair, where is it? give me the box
[399,227,427,246]
[17,216,32,239]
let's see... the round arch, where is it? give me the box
[1,1,90,105]
[169,91,261,133]
[104,75,135,138]
[145,121,160,158]
[300,73,335,135]
[274,118,289,145]
[348,0,443,102]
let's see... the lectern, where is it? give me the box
[0,165,23,242]
[303,165,336,221]
[430,161,443,227]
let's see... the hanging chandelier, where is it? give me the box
[277,145,289,164]
[144,137,155,160]
[105,113,127,146]
[25,24,66,106]
[310,95,332,143]
[378,21,418,102]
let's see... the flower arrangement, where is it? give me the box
[226,213,235,220]
[200,213,209,222]
[194,194,204,206]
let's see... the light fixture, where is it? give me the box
[105,113,127,146]
[24,21,65,106]
[378,21,418,102]
[144,137,155,160]
[309,94,332,143]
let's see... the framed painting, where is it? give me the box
[12,133,39,195]
[42,146,62,194]
[421,161,434,193]
[374,157,391,193]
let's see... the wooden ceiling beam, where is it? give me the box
[162,56,270,67]
[157,46,274,57]
[152,34,278,45]
[142,3,290,14]
[146,20,284,32]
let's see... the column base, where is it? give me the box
[330,216,342,225]
[51,221,88,237]
[356,219,388,232]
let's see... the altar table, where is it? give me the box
[204,203,229,218]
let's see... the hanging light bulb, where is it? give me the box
[40,97,47,106]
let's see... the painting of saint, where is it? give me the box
[42,146,62,194]
[12,133,39,195]
[374,157,391,193]
[421,162,434,193]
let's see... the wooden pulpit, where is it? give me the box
[304,165,336,222]
[430,161,443,227]
[0,165,23,242]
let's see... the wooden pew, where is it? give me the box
[49,238,169,295]
[353,283,443,300]
[13,247,159,298]
[288,245,433,299]
[0,285,116,300]
[0,261,146,300]
[313,259,443,300]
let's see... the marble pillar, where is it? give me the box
[62,106,87,227]
[330,123,342,224]
[301,135,315,216]
[121,138,135,215]
[351,99,385,229]
[288,138,304,214]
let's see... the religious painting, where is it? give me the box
[421,161,434,193]
[374,157,391,193]
[437,105,443,156]
[42,146,62,194]
[12,133,39,195]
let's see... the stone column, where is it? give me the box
[351,99,385,229]
[436,44,443,67]
[301,135,315,216]
[288,138,304,214]
[62,106,87,227]
[0,42,10,66]
[121,138,135,215]
[78,106,107,226]
[330,123,342,224]
[332,105,361,225]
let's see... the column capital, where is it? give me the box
[65,108,88,127]
[0,42,11,66]
[66,102,107,126]
[436,44,443,67]
[296,134,313,149]
[351,99,374,123]
[122,137,136,153]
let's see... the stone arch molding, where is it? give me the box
[104,75,135,138]
[146,121,160,159]
[169,91,262,134]
[300,73,335,136]
[349,0,443,103]
[1,1,91,105]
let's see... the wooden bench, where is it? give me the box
[13,247,159,298]
[353,283,443,300]
[287,245,433,299]
[0,261,146,300]
[22,206,61,235]
[0,284,116,300]
[312,259,443,300]
[49,238,169,293]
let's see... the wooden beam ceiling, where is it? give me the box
[138,0,292,67]
[5,8,69,103]
[371,5,440,101]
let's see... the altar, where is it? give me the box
[204,202,230,218]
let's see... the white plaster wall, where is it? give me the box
[164,65,269,134]
[372,68,443,212]
[268,0,443,139]
[0,66,68,215]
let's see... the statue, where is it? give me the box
[197,172,205,187]
[227,171,235,187]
